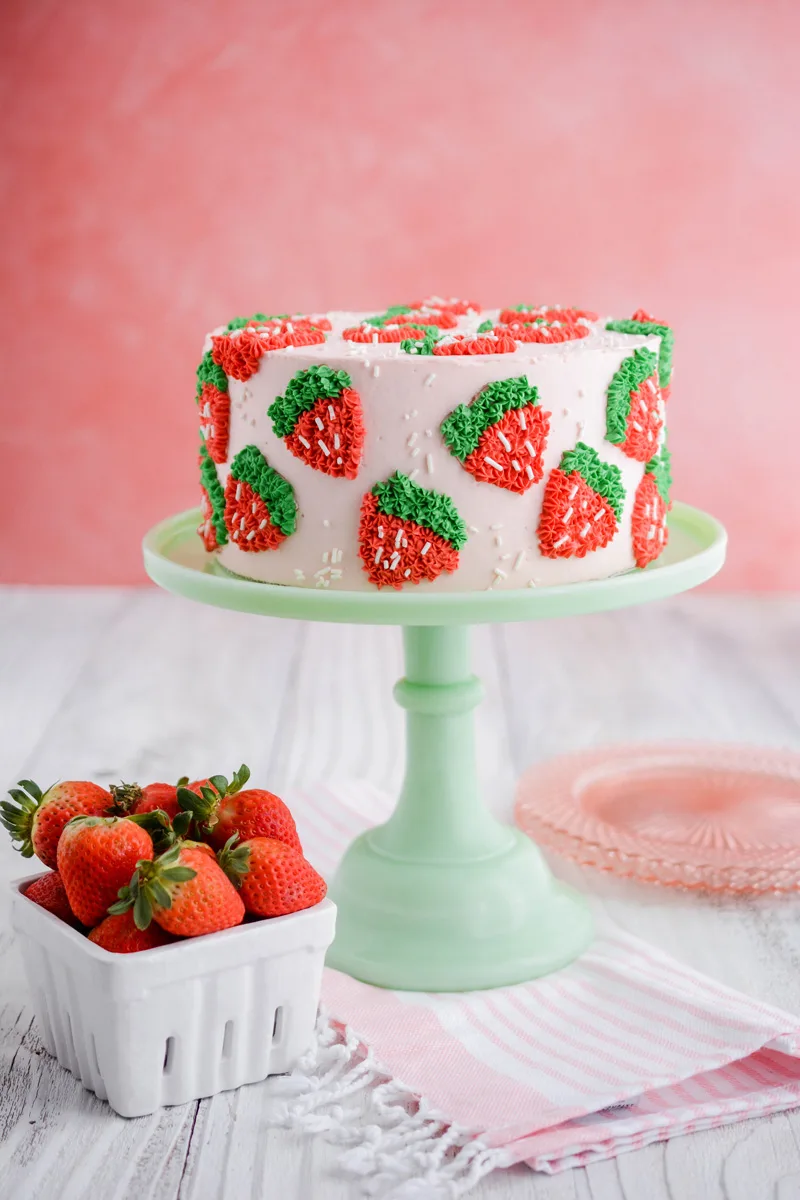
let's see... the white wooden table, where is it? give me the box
[1,586,800,1199]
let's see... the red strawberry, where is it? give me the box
[497,320,590,345]
[57,816,154,927]
[538,443,624,559]
[224,445,297,551]
[498,305,597,326]
[111,843,245,936]
[2,779,111,868]
[441,377,550,494]
[606,347,663,462]
[268,365,365,479]
[212,322,325,382]
[358,473,467,589]
[387,309,458,329]
[198,444,228,553]
[343,323,429,343]
[411,296,481,316]
[605,311,674,396]
[218,836,326,918]
[24,872,80,926]
[109,780,187,820]
[198,382,230,464]
[88,910,174,953]
[176,765,302,851]
[433,332,517,355]
[632,447,671,568]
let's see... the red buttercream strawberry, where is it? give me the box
[224,445,297,552]
[25,872,80,926]
[57,815,154,927]
[88,910,174,953]
[358,473,467,589]
[498,305,597,326]
[198,383,230,463]
[538,443,625,559]
[268,365,365,479]
[498,320,590,344]
[632,446,672,568]
[605,347,664,462]
[219,836,327,918]
[343,322,429,344]
[412,296,481,316]
[433,332,517,355]
[198,444,228,553]
[1,779,112,868]
[605,310,674,401]
[440,376,550,494]
[212,319,326,382]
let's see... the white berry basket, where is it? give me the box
[12,874,336,1118]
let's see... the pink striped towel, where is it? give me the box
[270,781,800,1196]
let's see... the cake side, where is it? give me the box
[196,302,671,592]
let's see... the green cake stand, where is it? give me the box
[143,502,726,991]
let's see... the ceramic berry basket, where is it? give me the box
[12,873,336,1118]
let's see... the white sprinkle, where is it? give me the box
[232,530,239,540]
[408,432,418,447]
[468,525,479,534]
[594,509,604,521]
[330,569,343,580]
[235,483,242,501]
[404,568,412,578]
[315,417,325,431]
[251,501,257,514]
[331,433,339,451]
[259,519,268,530]
[489,523,503,530]
[337,457,343,464]
[316,577,330,588]
[494,534,503,548]
[390,553,400,569]
[563,506,573,522]
[372,365,380,378]
[199,426,207,439]
[632,421,644,433]
[500,553,511,560]
[524,440,536,456]
[383,559,389,569]
[425,428,434,437]
[497,431,512,452]
[518,411,527,430]
[323,551,330,563]
[647,525,656,540]
[402,538,408,548]
[580,523,591,538]
[294,569,305,580]
[562,408,570,417]
[240,516,246,529]
[318,439,330,456]
[426,453,434,474]
[298,435,311,449]
[404,412,411,420]
[326,405,334,422]
[568,484,578,500]
[374,547,382,564]
[514,550,525,571]
[493,567,506,579]
[639,397,648,414]
[395,528,403,548]
[372,333,379,344]
[511,459,521,472]
[484,456,503,471]
[409,468,419,479]
[554,533,570,548]
[528,579,537,588]
[421,542,431,556]
[246,530,256,541]
[411,446,421,458]
[525,464,534,480]
[424,373,436,386]
[411,409,418,416]
[323,519,330,527]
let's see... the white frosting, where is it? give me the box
[210,310,667,592]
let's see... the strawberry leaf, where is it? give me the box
[17,780,42,801]
[133,889,153,931]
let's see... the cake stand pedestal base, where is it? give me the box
[326,626,592,990]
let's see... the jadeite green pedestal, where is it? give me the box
[144,502,726,991]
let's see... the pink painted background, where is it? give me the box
[1,0,798,587]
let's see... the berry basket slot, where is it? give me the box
[12,875,336,1118]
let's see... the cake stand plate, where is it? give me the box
[143,502,726,991]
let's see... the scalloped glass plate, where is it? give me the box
[515,743,800,894]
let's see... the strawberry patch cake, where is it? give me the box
[195,300,672,591]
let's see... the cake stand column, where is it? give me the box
[326,623,593,991]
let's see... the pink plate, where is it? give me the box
[515,743,800,894]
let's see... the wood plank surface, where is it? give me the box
[0,587,799,1199]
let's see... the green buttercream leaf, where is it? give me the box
[476,319,493,333]
[196,351,228,400]
[363,305,413,327]
[199,444,228,546]
[225,312,272,331]
[268,365,352,438]
[400,327,441,356]
[230,445,298,537]
[606,318,674,387]
[605,348,659,445]
[645,443,672,504]
[440,376,540,462]
[560,442,625,520]
[372,472,468,550]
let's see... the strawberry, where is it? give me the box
[57,815,154,927]
[211,318,326,382]
[433,331,517,355]
[218,836,326,918]
[498,305,597,326]
[24,872,80,926]
[386,308,458,329]
[88,910,174,953]
[1,779,111,868]
[411,296,481,316]
[440,376,551,493]
[343,322,431,344]
[198,444,228,552]
[109,777,195,820]
[224,445,297,551]
[177,765,302,851]
[605,347,663,462]
[606,310,674,398]
[198,382,230,464]
[538,443,625,559]
[268,365,365,479]
[358,472,467,589]
[496,320,590,345]
[110,843,245,936]
[632,445,672,568]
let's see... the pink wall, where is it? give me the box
[1,0,798,587]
